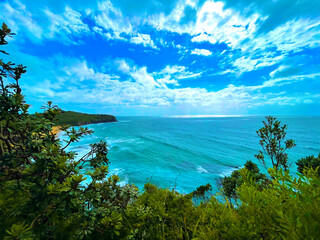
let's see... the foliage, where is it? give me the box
[296,153,320,175]
[255,116,296,172]
[192,183,212,203]
[192,183,212,198]
[127,168,320,239]
[1,23,320,239]
[220,116,295,203]
[0,22,138,240]
[236,167,320,239]
[53,111,117,126]
[221,161,269,203]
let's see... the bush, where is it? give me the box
[296,154,320,175]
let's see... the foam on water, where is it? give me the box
[218,168,239,178]
[196,166,209,174]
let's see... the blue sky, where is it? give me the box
[1,0,320,116]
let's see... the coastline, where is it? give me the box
[51,112,118,138]
[51,120,117,137]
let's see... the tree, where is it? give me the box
[255,116,295,172]
[192,183,212,203]
[296,154,320,175]
[221,161,269,203]
[0,22,27,157]
[0,23,138,239]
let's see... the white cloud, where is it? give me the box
[242,18,320,53]
[116,59,131,73]
[191,48,212,56]
[44,7,90,44]
[23,55,320,112]
[0,0,43,41]
[143,1,320,74]
[219,17,320,74]
[232,53,285,74]
[91,0,261,55]
[3,0,319,113]
[131,66,160,88]
[93,2,162,49]
[4,0,319,72]
[0,1,91,45]
[147,1,260,49]
[155,65,202,81]
[94,0,134,40]
[130,33,158,49]
[262,73,320,88]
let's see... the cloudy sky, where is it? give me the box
[1,0,320,116]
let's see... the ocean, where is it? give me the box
[60,116,320,194]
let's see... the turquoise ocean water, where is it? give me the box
[61,116,320,194]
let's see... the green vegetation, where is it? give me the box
[296,154,320,175]
[53,110,117,126]
[255,116,296,172]
[221,161,270,204]
[221,116,295,204]
[1,23,320,239]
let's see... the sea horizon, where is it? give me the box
[93,114,320,118]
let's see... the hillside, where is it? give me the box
[53,111,117,126]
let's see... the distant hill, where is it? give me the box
[53,111,117,126]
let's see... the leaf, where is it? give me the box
[0,50,9,55]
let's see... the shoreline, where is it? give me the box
[51,120,117,138]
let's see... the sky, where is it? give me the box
[1,0,320,116]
